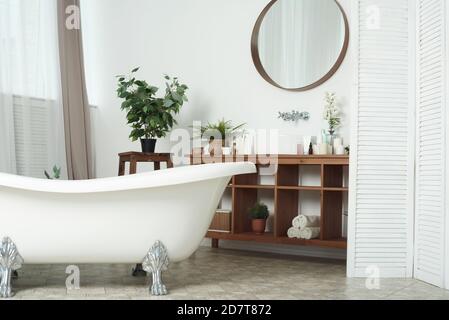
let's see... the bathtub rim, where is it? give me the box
[0,162,256,194]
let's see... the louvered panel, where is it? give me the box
[12,95,50,179]
[348,0,414,278]
[415,0,446,288]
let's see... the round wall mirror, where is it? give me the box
[251,0,349,91]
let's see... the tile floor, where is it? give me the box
[7,248,449,300]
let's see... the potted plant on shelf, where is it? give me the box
[117,67,188,153]
[249,202,270,235]
[323,92,341,145]
[199,119,246,156]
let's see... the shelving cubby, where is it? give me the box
[190,155,349,250]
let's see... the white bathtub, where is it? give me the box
[0,162,256,297]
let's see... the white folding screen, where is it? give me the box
[415,0,448,289]
[348,0,415,278]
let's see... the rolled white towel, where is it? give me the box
[297,215,320,229]
[299,227,321,240]
[287,227,301,239]
[292,216,302,229]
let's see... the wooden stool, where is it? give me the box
[118,151,174,277]
[118,152,174,176]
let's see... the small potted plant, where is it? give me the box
[199,119,246,156]
[323,92,341,140]
[249,202,270,235]
[117,68,188,153]
[345,145,350,155]
[44,166,61,180]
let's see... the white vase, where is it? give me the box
[319,144,329,155]
[335,145,345,155]
[222,147,232,156]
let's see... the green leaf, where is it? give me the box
[132,67,140,73]
[121,100,133,110]
[163,99,174,108]
[149,86,159,94]
[127,114,138,122]
[172,92,182,103]
[51,165,61,179]
[118,92,130,99]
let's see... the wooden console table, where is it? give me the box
[118,152,173,176]
[190,155,349,250]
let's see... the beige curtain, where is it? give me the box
[57,0,92,180]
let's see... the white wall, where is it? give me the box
[81,0,353,178]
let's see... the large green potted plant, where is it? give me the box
[249,202,270,235]
[199,119,246,156]
[117,68,188,153]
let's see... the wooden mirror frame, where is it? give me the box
[251,0,350,92]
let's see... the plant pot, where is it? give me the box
[141,139,157,153]
[251,219,267,235]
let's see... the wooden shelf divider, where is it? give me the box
[190,154,350,250]
[234,185,276,190]
[277,186,322,191]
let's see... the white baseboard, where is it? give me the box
[201,239,347,260]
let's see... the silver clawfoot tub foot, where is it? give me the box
[0,237,24,298]
[142,241,169,296]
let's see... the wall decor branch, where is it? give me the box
[278,110,310,123]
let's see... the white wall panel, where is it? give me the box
[348,0,415,278]
[415,0,447,289]
[446,0,449,291]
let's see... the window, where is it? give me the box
[0,0,66,178]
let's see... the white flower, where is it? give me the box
[323,92,341,132]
